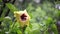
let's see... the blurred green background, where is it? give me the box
[0,0,60,34]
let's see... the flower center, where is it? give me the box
[20,14,27,21]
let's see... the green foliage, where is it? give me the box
[0,0,2,2]
[0,0,60,34]
[6,3,18,12]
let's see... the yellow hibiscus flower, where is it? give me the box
[14,9,30,27]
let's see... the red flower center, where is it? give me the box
[20,14,27,21]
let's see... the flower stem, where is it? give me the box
[21,25,27,34]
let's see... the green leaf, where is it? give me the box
[1,8,8,17]
[44,30,50,34]
[45,17,53,26]
[51,24,58,34]
[0,0,2,2]
[17,30,22,34]
[29,22,32,28]
[25,23,40,34]
[6,3,18,12]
